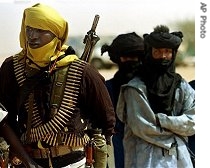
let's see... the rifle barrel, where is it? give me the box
[80,15,100,62]
[91,15,100,32]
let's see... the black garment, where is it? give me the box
[141,27,183,115]
[189,80,195,90]
[140,51,182,115]
[0,56,116,168]
[143,31,183,50]
[106,77,125,168]
[0,56,115,138]
[101,32,144,63]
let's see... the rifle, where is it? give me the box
[80,14,100,62]
[80,15,100,168]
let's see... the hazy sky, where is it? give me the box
[0,0,195,57]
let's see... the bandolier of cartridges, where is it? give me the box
[13,55,89,146]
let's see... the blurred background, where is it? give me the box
[0,0,195,81]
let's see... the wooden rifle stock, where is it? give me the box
[81,15,100,167]
[80,15,100,62]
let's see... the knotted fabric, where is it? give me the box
[101,32,144,63]
[144,31,183,49]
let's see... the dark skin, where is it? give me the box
[152,48,173,60]
[25,26,56,49]
[0,120,43,168]
[0,26,55,168]
[0,26,53,168]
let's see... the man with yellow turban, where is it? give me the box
[0,3,115,168]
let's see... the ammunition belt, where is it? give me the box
[13,54,25,86]
[13,55,89,146]
[26,145,85,159]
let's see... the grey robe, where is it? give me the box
[116,77,195,168]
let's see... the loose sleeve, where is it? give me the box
[117,86,174,149]
[157,81,195,136]
[116,80,195,149]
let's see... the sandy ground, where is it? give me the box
[99,65,195,82]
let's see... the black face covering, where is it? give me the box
[118,61,140,81]
[112,61,141,110]
[147,54,173,71]
[142,29,183,115]
[112,61,140,91]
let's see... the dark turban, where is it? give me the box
[101,32,144,63]
[140,25,183,116]
[143,31,183,50]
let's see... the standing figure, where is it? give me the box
[0,3,115,168]
[101,32,144,168]
[116,25,195,168]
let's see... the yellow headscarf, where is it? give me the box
[19,3,78,68]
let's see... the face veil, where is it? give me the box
[19,3,69,67]
[141,26,183,115]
